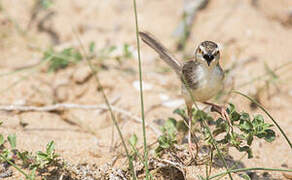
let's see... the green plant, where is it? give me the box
[88,42,134,63]
[30,141,59,169]
[0,126,61,180]
[40,0,53,9]
[155,118,178,156]
[42,47,83,72]
[129,134,138,158]
[213,103,275,158]
[233,90,292,149]
[152,101,278,179]
[128,134,143,165]
[171,104,275,159]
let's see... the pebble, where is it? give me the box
[159,93,169,101]
[132,81,153,91]
[55,85,69,102]
[73,66,92,84]
[162,99,184,108]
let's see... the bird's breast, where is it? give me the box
[182,64,224,102]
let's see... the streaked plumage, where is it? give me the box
[139,31,225,160]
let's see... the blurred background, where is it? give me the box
[0,0,291,179]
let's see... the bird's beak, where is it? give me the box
[204,53,214,66]
[207,59,212,66]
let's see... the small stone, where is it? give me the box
[162,99,184,108]
[55,85,68,102]
[283,172,292,180]
[132,81,153,91]
[289,90,292,97]
[12,99,26,106]
[159,93,169,101]
[73,66,92,84]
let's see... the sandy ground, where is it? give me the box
[0,0,292,179]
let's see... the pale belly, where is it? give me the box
[182,65,224,102]
[190,77,223,102]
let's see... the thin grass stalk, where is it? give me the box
[73,31,136,179]
[215,153,247,180]
[182,77,234,180]
[87,54,136,180]
[132,0,150,179]
[232,90,292,149]
[209,167,292,179]
[201,120,234,180]
[0,154,30,179]
[237,61,292,88]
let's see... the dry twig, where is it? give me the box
[0,103,161,136]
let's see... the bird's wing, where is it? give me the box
[139,31,182,76]
[181,60,200,90]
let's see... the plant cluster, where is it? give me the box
[88,42,134,63]
[154,103,275,160]
[43,47,83,72]
[42,42,134,72]
[0,123,64,180]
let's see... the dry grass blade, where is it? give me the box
[71,28,136,179]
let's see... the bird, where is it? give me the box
[139,31,228,159]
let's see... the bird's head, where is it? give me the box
[195,41,220,67]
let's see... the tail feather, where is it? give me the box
[139,31,182,76]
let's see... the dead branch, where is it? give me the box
[0,103,161,136]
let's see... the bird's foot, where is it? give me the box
[203,102,231,126]
[188,141,198,158]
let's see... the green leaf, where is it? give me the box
[213,118,228,137]
[227,104,241,123]
[46,141,55,155]
[28,167,37,180]
[158,136,170,149]
[44,47,83,72]
[239,119,253,132]
[0,134,4,146]
[37,151,48,159]
[89,42,96,53]
[241,174,251,180]
[108,45,117,53]
[230,133,241,147]
[252,115,264,126]
[264,62,278,80]
[176,120,188,132]
[238,146,253,158]
[41,0,53,9]
[129,134,138,147]
[17,151,29,162]
[263,129,276,142]
[123,44,133,58]
[173,108,187,119]
[240,112,251,121]
[246,134,254,146]
[227,103,236,114]
[7,134,16,149]
[163,118,177,136]
[195,110,209,121]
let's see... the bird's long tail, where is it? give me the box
[139,31,182,76]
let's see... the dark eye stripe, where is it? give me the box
[213,51,219,56]
[198,48,202,54]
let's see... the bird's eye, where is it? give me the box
[213,50,219,56]
[198,48,202,54]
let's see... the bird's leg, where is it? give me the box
[203,102,231,128]
[186,102,199,159]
